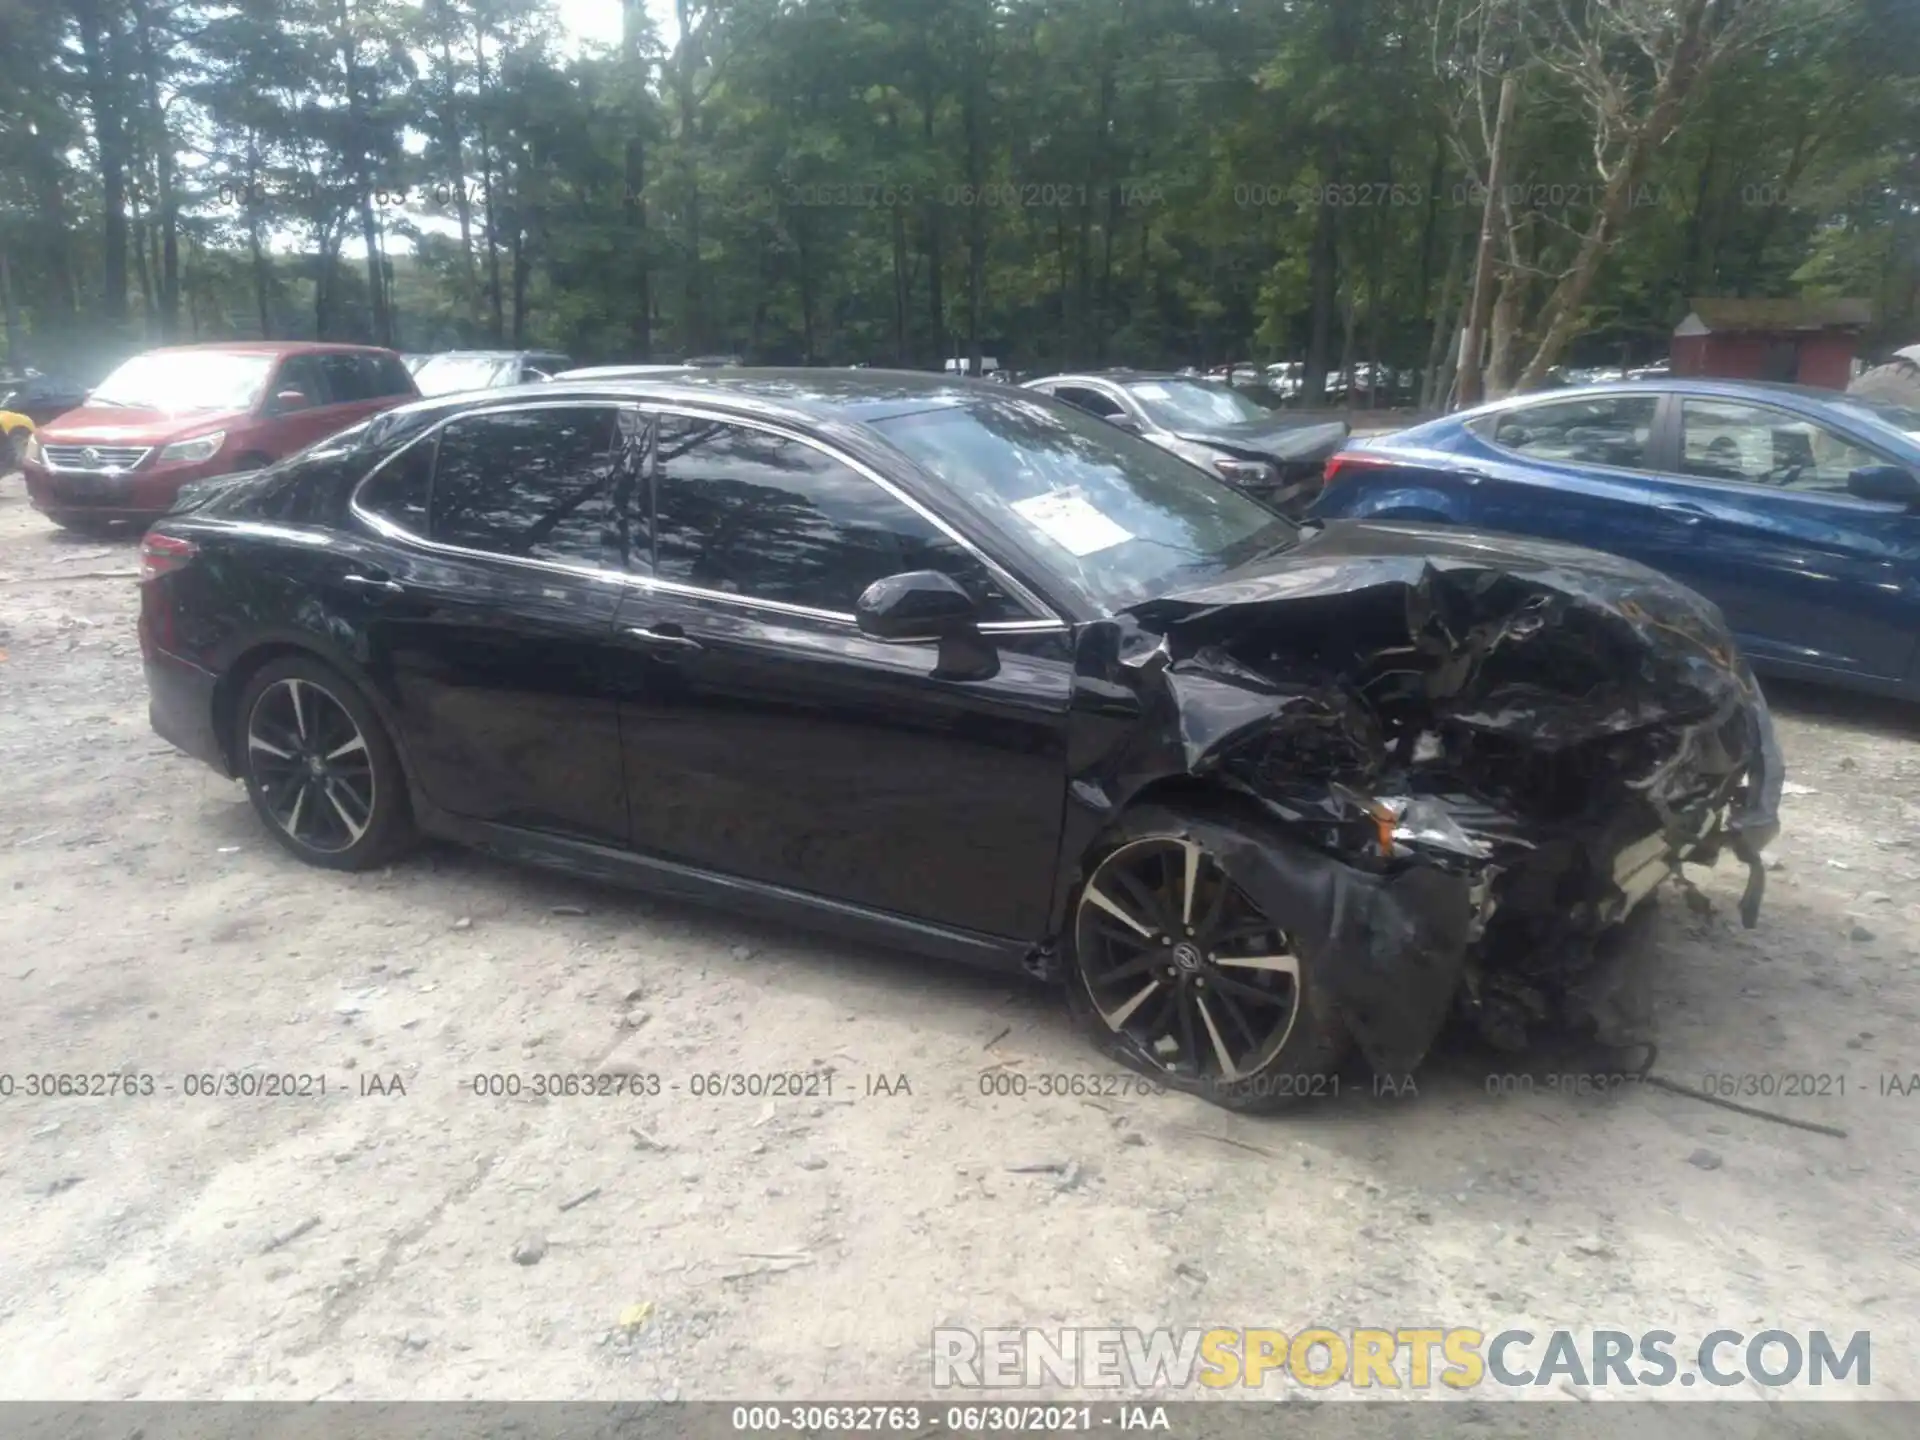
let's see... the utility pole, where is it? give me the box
[1456,67,1518,408]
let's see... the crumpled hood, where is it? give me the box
[1126,516,1781,857]
[1170,419,1349,463]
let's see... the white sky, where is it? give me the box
[552,0,680,52]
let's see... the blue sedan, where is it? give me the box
[1310,379,1920,697]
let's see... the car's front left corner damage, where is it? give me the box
[1090,540,1781,1077]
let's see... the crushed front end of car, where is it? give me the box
[1104,521,1781,1075]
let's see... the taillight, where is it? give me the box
[1321,452,1397,487]
[139,532,198,581]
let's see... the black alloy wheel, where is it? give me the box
[237,657,413,870]
[1069,806,1347,1112]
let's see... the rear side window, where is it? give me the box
[367,353,416,397]
[1490,395,1658,468]
[429,405,628,564]
[357,437,434,534]
[649,415,1028,618]
[315,353,373,403]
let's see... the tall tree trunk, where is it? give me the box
[473,25,505,344]
[136,0,178,339]
[961,19,987,373]
[619,1,653,359]
[76,0,131,326]
[0,250,19,367]
[1457,68,1518,408]
[339,0,392,346]
[1514,2,1721,391]
[245,130,274,339]
[437,30,481,332]
[921,83,944,365]
[1303,165,1339,403]
[673,0,706,354]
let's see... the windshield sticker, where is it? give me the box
[1011,488,1135,557]
[1130,383,1172,400]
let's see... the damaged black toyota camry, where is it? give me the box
[139,370,1782,1112]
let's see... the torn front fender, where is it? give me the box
[1180,813,1479,1073]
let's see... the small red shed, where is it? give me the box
[1670,298,1872,390]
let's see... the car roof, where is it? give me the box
[1030,370,1191,385]
[138,341,395,357]
[381,366,1025,427]
[416,349,568,361]
[1466,377,1865,413]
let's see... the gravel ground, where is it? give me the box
[0,469,1915,1420]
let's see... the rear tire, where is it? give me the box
[1849,360,1920,410]
[235,655,415,872]
[1065,802,1350,1113]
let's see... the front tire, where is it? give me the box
[1065,803,1349,1113]
[236,656,415,871]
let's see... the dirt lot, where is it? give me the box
[0,467,1915,1419]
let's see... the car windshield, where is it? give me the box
[1831,394,1920,441]
[870,395,1297,610]
[411,355,518,395]
[88,351,275,412]
[1122,378,1272,430]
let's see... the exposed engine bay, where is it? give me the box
[1108,522,1783,1072]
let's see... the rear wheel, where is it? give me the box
[236,656,414,871]
[1066,804,1349,1113]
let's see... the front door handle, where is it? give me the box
[624,624,705,656]
[341,572,405,595]
[1656,503,1710,526]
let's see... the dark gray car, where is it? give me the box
[1024,370,1348,516]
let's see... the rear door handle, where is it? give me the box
[341,572,405,595]
[623,624,705,656]
[1656,503,1710,526]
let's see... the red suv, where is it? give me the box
[22,342,419,532]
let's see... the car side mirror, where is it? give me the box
[273,388,311,413]
[1105,412,1143,434]
[1847,464,1920,506]
[856,570,980,641]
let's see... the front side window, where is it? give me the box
[649,416,1028,619]
[429,406,628,564]
[1489,394,1657,469]
[1679,399,1884,493]
[272,355,328,411]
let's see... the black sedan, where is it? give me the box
[1023,370,1349,516]
[137,370,1781,1112]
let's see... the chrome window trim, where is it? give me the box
[346,396,1072,635]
